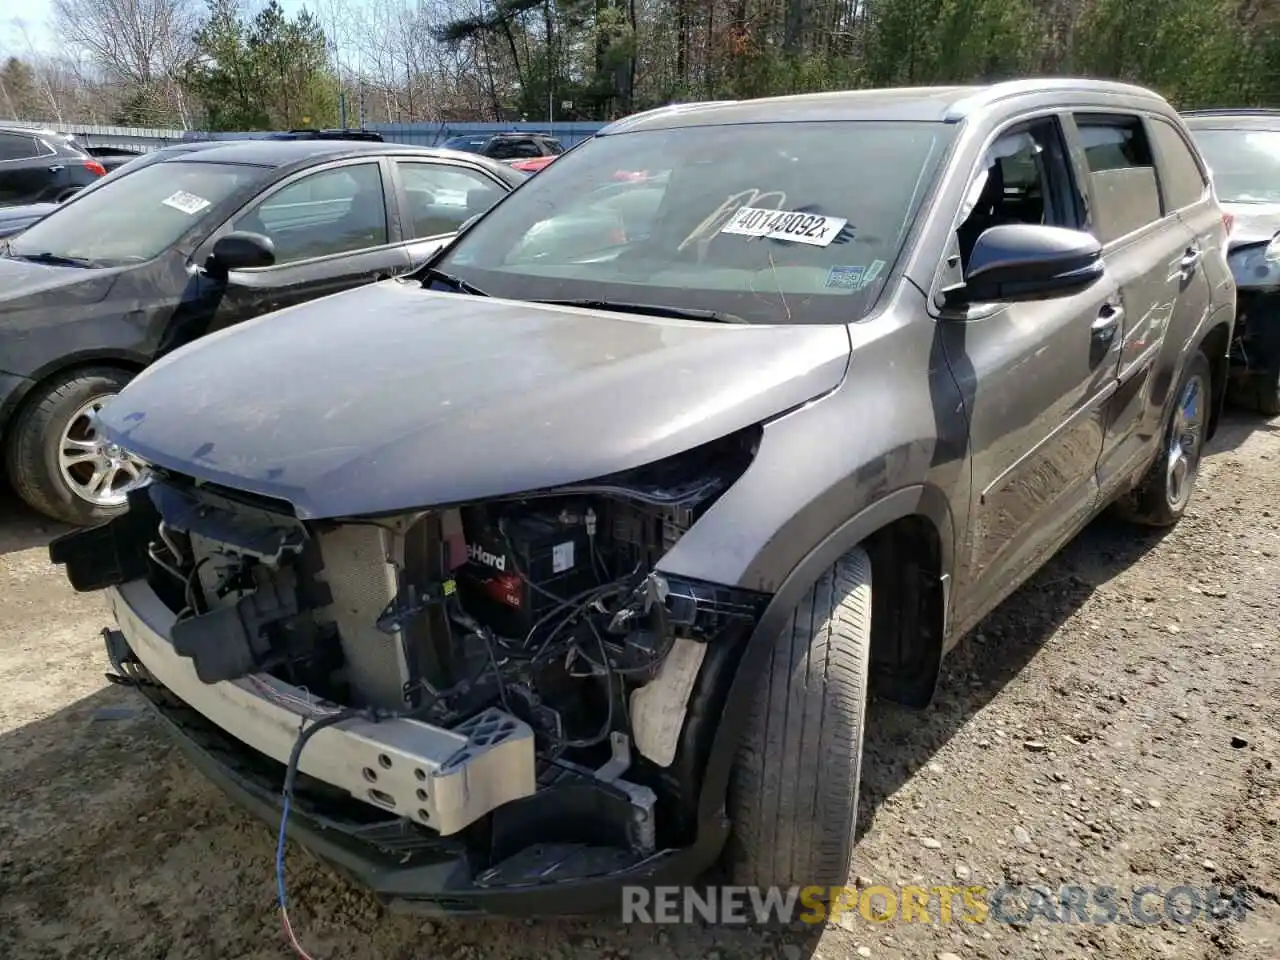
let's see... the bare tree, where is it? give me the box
[52,0,197,123]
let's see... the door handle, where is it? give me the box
[1179,246,1202,273]
[48,164,64,173]
[1092,303,1123,337]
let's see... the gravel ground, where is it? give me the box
[1,412,1277,960]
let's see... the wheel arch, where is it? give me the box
[1195,310,1233,442]
[0,353,146,453]
[694,484,953,831]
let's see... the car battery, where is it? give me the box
[455,507,597,642]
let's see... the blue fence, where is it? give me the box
[1,119,609,153]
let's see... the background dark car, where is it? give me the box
[0,140,524,525]
[0,125,106,205]
[262,128,385,142]
[440,131,564,161]
[81,144,145,173]
[1183,108,1280,414]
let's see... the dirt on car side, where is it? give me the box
[1,412,1278,960]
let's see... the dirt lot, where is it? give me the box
[1,414,1278,960]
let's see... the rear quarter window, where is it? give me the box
[1147,118,1209,211]
[1075,114,1163,244]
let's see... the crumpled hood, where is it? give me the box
[102,280,852,518]
[1224,202,1280,249]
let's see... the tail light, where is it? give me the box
[84,159,107,177]
[1222,211,1234,234]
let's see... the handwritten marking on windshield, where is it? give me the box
[677,189,787,253]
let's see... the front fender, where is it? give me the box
[691,484,955,831]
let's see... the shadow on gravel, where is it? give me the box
[853,406,1259,839]
[1204,408,1280,454]
[0,494,70,557]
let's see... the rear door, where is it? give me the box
[0,132,52,204]
[1065,112,1208,496]
[195,157,409,336]
[388,157,512,270]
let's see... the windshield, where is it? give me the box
[7,160,270,266]
[1191,128,1280,203]
[434,120,954,324]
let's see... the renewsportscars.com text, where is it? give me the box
[621,884,1252,926]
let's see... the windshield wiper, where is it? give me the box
[531,299,744,323]
[9,251,99,268]
[423,267,488,296]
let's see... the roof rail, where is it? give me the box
[1181,107,1280,116]
[945,77,1164,121]
[599,100,739,136]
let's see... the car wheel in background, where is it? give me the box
[726,547,872,890]
[1114,350,1212,527]
[4,367,142,526]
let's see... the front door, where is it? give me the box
[936,114,1124,626]
[193,159,410,345]
[390,158,512,271]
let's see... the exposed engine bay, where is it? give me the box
[66,427,768,868]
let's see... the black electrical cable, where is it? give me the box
[560,618,616,749]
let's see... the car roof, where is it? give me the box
[0,124,71,141]
[600,79,1170,133]
[164,139,524,182]
[1181,109,1280,131]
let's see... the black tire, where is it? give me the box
[726,547,872,889]
[1115,351,1212,528]
[4,367,136,526]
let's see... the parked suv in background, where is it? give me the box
[1183,108,1280,414]
[263,128,386,142]
[53,79,1233,916]
[0,125,106,205]
[441,131,564,161]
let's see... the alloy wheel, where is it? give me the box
[57,396,146,508]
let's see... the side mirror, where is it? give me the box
[946,223,1103,306]
[207,231,275,275]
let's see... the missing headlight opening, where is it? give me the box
[63,425,767,860]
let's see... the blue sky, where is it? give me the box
[4,0,317,56]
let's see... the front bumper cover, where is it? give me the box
[106,580,538,835]
[103,582,729,915]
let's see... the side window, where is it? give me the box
[956,118,1082,271]
[1074,115,1163,243]
[542,140,564,155]
[1147,118,1209,212]
[394,161,507,239]
[232,162,387,265]
[0,133,37,160]
[488,139,540,160]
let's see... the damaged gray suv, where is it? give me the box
[51,79,1234,915]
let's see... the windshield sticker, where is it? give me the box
[825,265,866,289]
[678,189,788,252]
[161,190,211,216]
[719,206,849,247]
